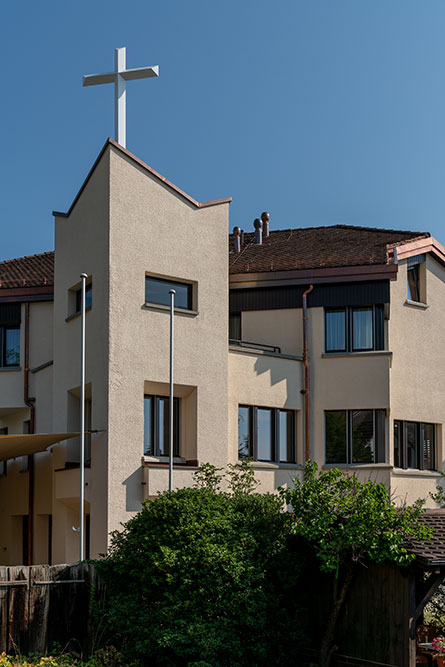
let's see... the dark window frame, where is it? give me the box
[144,395,180,457]
[1,326,20,367]
[407,265,421,302]
[145,276,193,311]
[325,409,386,465]
[393,419,435,471]
[325,305,385,353]
[238,404,297,463]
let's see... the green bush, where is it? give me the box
[96,465,306,666]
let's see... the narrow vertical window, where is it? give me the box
[4,328,20,366]
[351,308,373,351]
[229,314,241,341]
[394,420,402,468]
[407,265,420,302]
[325,411,347,464]
[325,309,346,352]
[238,406,251,459]
[422,423,435,471]
[278,410,295,463]
[144,395,179,457]
[257,408,273,461]
[351,410,374,463]
[406,422,419,469]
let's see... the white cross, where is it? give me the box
[83,47,159,148]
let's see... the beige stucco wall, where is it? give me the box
[388,255,445,505]
[241,309,303,356]
[52,149,110,563]
[106,146,230,536]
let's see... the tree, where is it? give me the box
[281,460,431,667]
[96,463,306,666]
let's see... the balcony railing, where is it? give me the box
[229,339,281,354]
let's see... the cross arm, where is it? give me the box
[121,65,159,81]
[83,72,116,87]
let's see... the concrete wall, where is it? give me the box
[52,149,110,563]
[389,255,445,504]
[107,146,230,536]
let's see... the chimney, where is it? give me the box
[261,211,270,237]
[254,218,262,245]
[233,226,241,253]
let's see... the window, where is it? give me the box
[1,327,20,366]
[0,428,7,476]
[325,409,385,464]
[325,306,384,353]
[145,276,193,311]
[238,405,296,463]
[407,265,420,302]
[393,420,435,470]
[144,395,180,456]
[406,255,426,303]
[75,283,92,313]
[229,314,241,341]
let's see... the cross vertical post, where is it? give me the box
[115,48,127,148]
[83,47,159,149]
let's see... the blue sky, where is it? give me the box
[2,0,445,260]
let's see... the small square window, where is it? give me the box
[325,409,385,464]
[238,405,297,463]
[393,420,435,470]
[145,276,193,311]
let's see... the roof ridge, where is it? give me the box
[229,225,429,238]
[0,250,54,266]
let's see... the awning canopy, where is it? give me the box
[0,433,80,461]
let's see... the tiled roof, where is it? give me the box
[229,225,430,274]
[0,252,54,289]
[408,510,445,567]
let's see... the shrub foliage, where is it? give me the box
[96,463,305,667]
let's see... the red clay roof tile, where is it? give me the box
[0,252,54,289]
[229,225,429,274]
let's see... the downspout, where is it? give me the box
[24,302,35,566]
[302,285,313,463]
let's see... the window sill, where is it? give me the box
[229,346,303,362]
[241,460,303,470]
[142,455,199,468]
[404,299,429,310]
[65,306,92,323]
[0,366,21,372]
[392,467,441,477]
[143,303,199,317]
[322,463,392,470]
[321,350,392,359]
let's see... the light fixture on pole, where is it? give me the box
[169,289,175,492]
[79,273,88,561]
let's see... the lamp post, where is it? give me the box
[79,273,88,561]
[169,290,175,492]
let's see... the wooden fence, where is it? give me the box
[0,563,100,656]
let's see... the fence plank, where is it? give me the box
[0,566,8,652]
[7,566,29,655]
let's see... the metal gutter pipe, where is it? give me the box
[302,285,314,463]
[24,302,35,565]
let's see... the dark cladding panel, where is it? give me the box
[230,281,390,313]
[0,303,21,326]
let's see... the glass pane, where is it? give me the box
[76,284,92,312]
[352,308,373,351]
[351,410,374,463]
[406,422,418,469]
[145,277,192,310]
[325,310,346,352]
[257,408,273,461]
[279,410,294,462]
[325,411,347,463]
[394,420,402,468]
[5,328,20,366]
[238,407,251,459]
[407,266,420,302]
[229,314,241,341]
[158,398,170,456]
[143,397,153,455]
[423,423,435,470]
